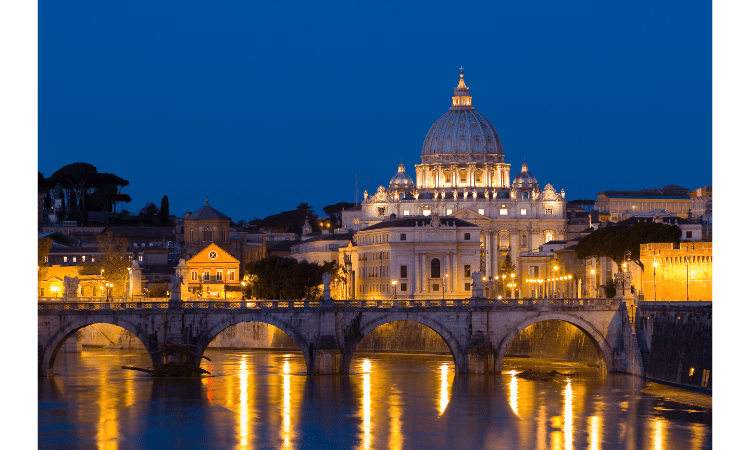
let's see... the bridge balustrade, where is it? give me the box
[38,297,619,311]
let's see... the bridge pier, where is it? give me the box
[467,346,495,373]
[311,349,342,375]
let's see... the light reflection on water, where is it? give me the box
[38,350,711,450]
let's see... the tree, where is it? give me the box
[323,202,355,228]
[575,222,681,271]
[95,230,130,296]
[139,202,159,225]
[245,256,336,300]
[38,237,53,284]
[569,199,596,212]
[158,195,171,226]
[49,163,98,213]
[248,203,321,235]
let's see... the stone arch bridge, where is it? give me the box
[38,298,643,378]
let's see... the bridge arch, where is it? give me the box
[341,314,467,374]
[494,312,614,373]
[38,316,157,378]
[197,315,312,373]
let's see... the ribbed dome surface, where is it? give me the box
[421,110,503,159]
[512,160,538,188]
[389,162,415,189]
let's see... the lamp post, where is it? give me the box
[652,261,658,301]
[552,265,559,298]
[241,281,246,300]
[510,273,516,299]
[443,274,448,300]
[391,280,397,300]
[590,268,596,298]
[501,274,506,298]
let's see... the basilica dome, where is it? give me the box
[512,160,538,188]
[389,162,415,190]
[420,72,504,164]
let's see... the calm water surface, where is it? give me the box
[39,349,711,449]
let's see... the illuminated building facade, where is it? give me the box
[185,243,241,299]
[640,242,712,301]
[595,184,692,222]
[183,198,232,259]
[342,71,567,297]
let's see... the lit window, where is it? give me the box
[82,255,86,262]
[72,257,76,263]
[500,208,508,215]
[478,209,484,215]
[423,209,431,216]
[216,270,222,281]
[63,256,67,262]
[191,271,198,281]
[92,257,95,262]
[446,209,453,215]
[521,208,527,215]
[203,271,210,281]
[228,270,235,281]
[545,207,553,215]
[404,210,410,216]
[138,255,143,262]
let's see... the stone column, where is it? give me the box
[129,260,143,299]
[490,231,496,279]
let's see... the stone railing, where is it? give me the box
[38,297,620,312]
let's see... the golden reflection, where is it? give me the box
[537,404,547,450]
[439,363,450,415]
[550,431,562,450]
[282,360,292,450]
[691,422,706,449]
[653,417,664,450]
[362,358,372,450]
[564,380,573,450]
[238,357,251,450]
[588,416,600,450]
[96,366,118,450]
[389,389,403,450]
[508,370,519,416]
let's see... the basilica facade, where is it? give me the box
[343,72,567,295]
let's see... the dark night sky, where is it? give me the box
[37,1,711,221]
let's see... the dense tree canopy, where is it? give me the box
[245,256,336,300]
[323,202,355,227]
[575,222,682,270]
[158,195,171,226]
[249,203,321,235]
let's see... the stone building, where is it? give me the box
[185,243,241,299]
[182,198,232,259]
[342,71,567,299]
[640,242,712,302]
[290,232,354,265]
[595,185,692,222]
[348,215,480,300]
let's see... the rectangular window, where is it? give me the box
[499,208,508,215]
[423,209,431,216]
[521,208,527,215]
[63,256,67,262]
[464,232,471,241]
[40,288,44,297]
[400,283,407,292]
[72,257,76,263]
[465,283,471,291]
[138,255,143,262]
[222,230,226,241]
[686,231,693,239]
[400,265,408,278]
[203,229,212,241]
[203,271,210,281]
[228,270,235,281]
[446,209,453,215]
[464,265,471,277]
[216,270,222,281]
[191,271,198,281]
[190,230,194,242]
[478,209,485,215]
[45,256,48,263]
[82,255,86,262]
[404,209,410,216]
[545,207,553,215]
[433,283,440,292]
[400,233,406,241]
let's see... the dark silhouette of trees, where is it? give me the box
[575,222,682,271]
[95,230,130,296]
[139,202,159,225]
[158,195,171,226]
[245,256,336,300]
[249,203,321,235]
[49,163,98,213]
[323,202,355,228]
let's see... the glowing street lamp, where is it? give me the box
[391,280,397,300]
[241,281,246,300]
[652,261,658,301]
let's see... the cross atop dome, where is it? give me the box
[452,69,472,110]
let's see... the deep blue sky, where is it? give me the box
[38,1,711,222]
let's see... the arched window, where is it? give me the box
[523,192,529,200]
[431,258,441,278]
[545,232,553,243]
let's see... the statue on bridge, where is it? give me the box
[322,272,331,302]
[470,271,485,299]
[170,274,184,303]
[63,276,79,301]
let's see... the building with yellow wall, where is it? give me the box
[640,242,712,301]
[185,243,241,299]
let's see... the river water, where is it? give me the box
[39,349,711,449]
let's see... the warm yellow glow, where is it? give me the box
[362,359,371,373]
[50,286,59,292]
[362,372,371,450]
[537,404,547,450]
[389,389,403,450]
[439,363,450,415]
[588,416,600,450]
[653,417,664,450]
[282,362,292,450]
[689,367,694,377]
[653,261,659,268]
[691,423,707,449]
[564,381,573,450]
[511,273,515,279]
[508,370,519,416]
[590,269,595,275]
[239,358,250,450]
[554,266,559,271]
[96,363,119,450]
[391,280,397,285]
